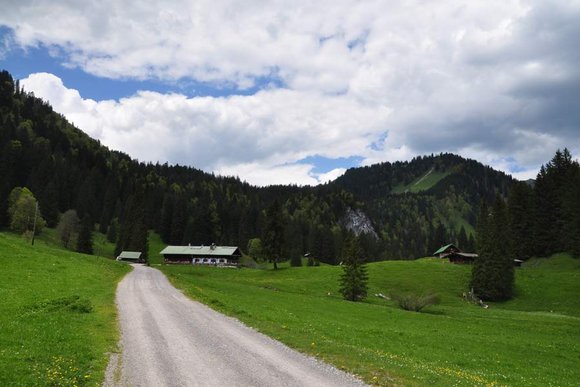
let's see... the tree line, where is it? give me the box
[472,149,580,301]
[0,69,524,263]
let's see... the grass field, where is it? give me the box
[391,170,450,194]
[0,232,129,386]
[148,231,166,265]
[161,255,580,386]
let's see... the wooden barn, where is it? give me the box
[116,251,142,263]
[433,244,461,258]
[446,252,478,264]
[160,244,241,266]
[433,244,478,264]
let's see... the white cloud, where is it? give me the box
[21,72,390,186]
[7,1,580,184]
[316,168,347,184]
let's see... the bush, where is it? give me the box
[290,255,302,267]
[394,292,440,312]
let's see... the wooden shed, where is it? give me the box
[447,252,478,264]
[433,244,478,264]
[116,251,142,262]
[433,244,461,258]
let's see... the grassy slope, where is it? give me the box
[0,232,129,386]
[148,231,166,265]
[392,171,450,194]
[161,256,580,386]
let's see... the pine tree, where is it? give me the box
[115,191,149,261]
[76,216,94,254]
[106,218,119,243]
[564,168,580,257]
[533,149,579,256]
[471,196,514,301]
[263,200,285,270]
[339,234,368,301]
[508,181,535,260]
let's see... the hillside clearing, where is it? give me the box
[162,255,580,386]
[391,170,450,194]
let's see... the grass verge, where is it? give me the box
[0,232,130,386]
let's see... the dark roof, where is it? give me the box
[160,245,241,257]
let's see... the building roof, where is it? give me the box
[455,252,478,258]
[160,245,241,257]
[433,244,458,255]
[118,251,142,260]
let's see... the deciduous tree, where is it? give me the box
[57,209,80,248]
[7,187,45,235]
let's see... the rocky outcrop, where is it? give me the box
[342,208,378,239]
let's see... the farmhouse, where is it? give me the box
[433,244,478,264]
[116,251,142,262]
[160,244,241,266]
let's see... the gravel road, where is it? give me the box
[108,264,366,387]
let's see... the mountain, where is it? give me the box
[0,69,515,261]
[329,153,514,258]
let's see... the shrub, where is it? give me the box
[394,292,440,312]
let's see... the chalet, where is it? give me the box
[433,244,478,264]
[116,251,142,263]
[433,244,461,258]
[160,244,241,266]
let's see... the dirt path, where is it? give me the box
[107,265,366,386]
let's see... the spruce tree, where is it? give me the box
[471,196,514,301]
[339,234,368,301]
[76,216,94,254]
[263,200,285,270]
[508,181,535,260]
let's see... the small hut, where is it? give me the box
[433,244,478,264]
[447,252,478,264]
[116,251,142,263]
[433,244,461,258]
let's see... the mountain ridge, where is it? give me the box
[1,69,514,260]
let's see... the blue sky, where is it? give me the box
[1,1,579,186]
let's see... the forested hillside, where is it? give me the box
[0,69,517,261]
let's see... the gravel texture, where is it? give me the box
[110,264,367,387]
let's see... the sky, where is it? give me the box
[1,1,579,186]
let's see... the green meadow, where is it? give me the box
[2,227,579,386]
[0,232,129,386]
[161,255,580,386]
[391,170,450,194]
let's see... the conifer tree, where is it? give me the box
[508,181,535,260]
[76,216,94,254]
[471,196,514,300]
[339,234,368,301]
[263,200,285,270]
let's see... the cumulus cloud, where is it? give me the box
[21,72,390,185]
[6,1,580,184]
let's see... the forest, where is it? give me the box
[1,69,579,263]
